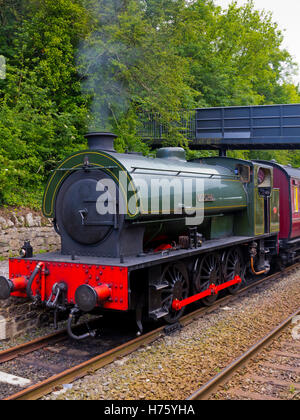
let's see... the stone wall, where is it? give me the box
[0,296,42,340]
[0,212,59,258]
[0,211,60,340]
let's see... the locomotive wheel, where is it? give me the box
[161,263,189,324]
[194,253,221,306]
[223,247,245,295]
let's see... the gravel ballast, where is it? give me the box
[43,270,300,400]
[210,326,300,400]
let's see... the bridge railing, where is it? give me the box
[139,104,300,150]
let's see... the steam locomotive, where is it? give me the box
[0,132,299,340]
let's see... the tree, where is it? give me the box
[178,0,300,107]
[0,0,300,207]
[0,0,90,206]
[79,0,196,151]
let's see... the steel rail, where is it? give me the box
[0,330,68,364]
[3,263,300,400]
[188,308,300,400]
[0,318,103,364]
[4,326,165,401]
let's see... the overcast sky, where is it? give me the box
[215,0,300,85]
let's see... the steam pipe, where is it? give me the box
[250,257,268,276]
[26,262,44,300]
[67,307,96,341]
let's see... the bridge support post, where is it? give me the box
[219,148,227,157]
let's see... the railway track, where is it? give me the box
[1,263,299,400]
[188,308,300,400]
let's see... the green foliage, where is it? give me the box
[177,0,300,107]
[0,0,89,206]
[0,0,300,207]
[79,0,196,149]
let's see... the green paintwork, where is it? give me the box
[43,149,280,243]
[254,187,265,236]
[211,215,233,239]
[43,149,247,224]
[202,158,280,238]
[42,150,134,218]
[203,157,254,237]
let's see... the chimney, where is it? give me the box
[85,132,117,152]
